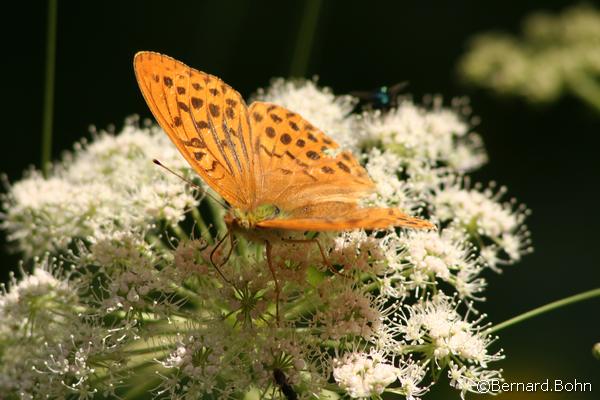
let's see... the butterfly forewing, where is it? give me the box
[248,102,374,211]
[134,51,255,208]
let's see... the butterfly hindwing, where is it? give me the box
[257,207,434,231]
[248,102,374,211]
[134,51,255,208]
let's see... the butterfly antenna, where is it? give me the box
[153,159,228,209]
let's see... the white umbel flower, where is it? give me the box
[393,359,430,400]
[1,117,198,258]
[393,293,503,367]
[0,257,71,337]
[0,76,532,399]
[359,97,486,172]
[432,178,532,269]
[333,352,399,398]
[363,148,422,212]
[448,361,504,399]
[383,228,486,299]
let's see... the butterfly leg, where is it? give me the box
[265,240,281,324]
[280,238,344,276]
[209,230,235,285]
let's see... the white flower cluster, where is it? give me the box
[0,257,127,399]
[0,77,531,399]
[432,178,532,270]
[359,97,486,173]
[1,116,198,259]
[379,228,485,300]
[333,352,400,398]
[0,256,70,337]
[458,4,600,109]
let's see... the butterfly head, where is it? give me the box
[232,204,282,229]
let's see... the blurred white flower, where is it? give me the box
[458,4,600,109]
[593,342,600,360]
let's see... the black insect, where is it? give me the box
[350,81,409,111]
[273,368,298,400]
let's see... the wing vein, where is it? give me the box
[221,105,243,176]
[206,110,234,175]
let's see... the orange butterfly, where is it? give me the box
[134,51,433,316]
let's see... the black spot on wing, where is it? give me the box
[337,161,351,173]
[191,97,204,109]
[209,104,220,117]
[280,133,292,144]
[253,112,263,122]
[306,150,320,160]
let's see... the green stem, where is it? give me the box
[236,236,249,259]
[122,373,163,399]
[192,207,212,244]
[170,224,188,241]
[123,378,162,399]
[91,359,158,386]
[489,287,600,333]
[172,283,204,308]
[94,344,171,359]
[205,195,227,237]
[147,233,171,254]
[289,0,322,77]
[41,0,58,177]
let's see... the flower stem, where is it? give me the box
[41,0,58,177]
[236,236,249,258]
[204,196,227,238]
[289,0,322,77]
[122,374,162,400]
[489,287,600,333]
[192,207,212,244]
[170,224,188,241]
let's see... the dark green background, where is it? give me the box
[1,1,599,399]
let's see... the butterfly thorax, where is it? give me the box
[226,204,292,244]
[231,204,282,229]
